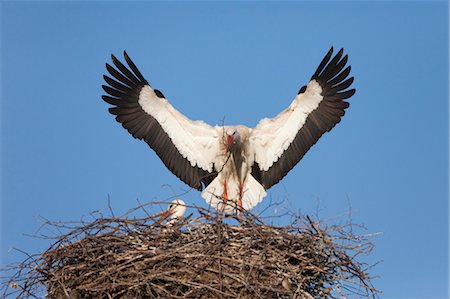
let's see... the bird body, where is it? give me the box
[168,199,186,220]
[102,47,355,213]
[159,199,186,225]
[201,125,266,212]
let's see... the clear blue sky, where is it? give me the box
[1,2,448,298]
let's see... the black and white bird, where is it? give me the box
[161,199,186,225]
[102,47,355,212]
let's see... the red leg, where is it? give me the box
[223,179,228,202]
[221,179,228,212]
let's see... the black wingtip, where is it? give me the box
[311,47,335,80]
[122,50,148,84]
[323,46,334,62]
[337,48,344,58]
[347,88,356,97]
[111,53,118,64]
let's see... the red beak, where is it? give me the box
[160,209,172,220]
[226,134,234,151]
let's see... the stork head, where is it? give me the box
[162,199,186,220]
[225,128,241,151]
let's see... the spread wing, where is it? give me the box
[249,47,355,189]
[102,52,219,190]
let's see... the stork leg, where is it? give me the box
[222,179,228,212]
[237,182,244,219]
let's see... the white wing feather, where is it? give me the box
[139,86,220,172]
[249,80,323,171]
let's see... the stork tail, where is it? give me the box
[202,174,266,212]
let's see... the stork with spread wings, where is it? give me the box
[102,47,355,212]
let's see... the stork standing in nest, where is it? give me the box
[160,199,186,225]
[102,47,355,213]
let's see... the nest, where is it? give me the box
[2,202,380,298]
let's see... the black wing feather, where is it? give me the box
[252,47,355,189]
[106,63,135,87]
[102,52,217,191]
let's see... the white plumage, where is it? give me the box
[102,47,355,213]
[139,86,220,172]
[166,199,186,224]
[250,80,324,171]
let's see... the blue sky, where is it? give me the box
[1,1,448,298]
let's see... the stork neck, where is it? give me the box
[230,145,245,182]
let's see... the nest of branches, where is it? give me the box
[3,202,379,298]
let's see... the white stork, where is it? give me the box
[102,47,355,213]
[160,199,186,225]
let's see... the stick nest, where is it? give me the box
[3,203,379,298]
